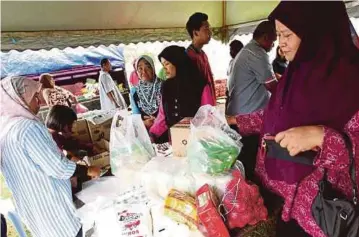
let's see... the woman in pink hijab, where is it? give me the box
[1,76,83,237]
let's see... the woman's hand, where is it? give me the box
[87,166,101,178]
[70,156,80,163]
[143,116,155,129]
[226,116,237,126]
[275,126,324,156]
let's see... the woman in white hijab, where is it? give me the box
[0,76,82,237]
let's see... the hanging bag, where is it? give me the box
[311,133,359,237]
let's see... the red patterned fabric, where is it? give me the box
[235,111,359,237]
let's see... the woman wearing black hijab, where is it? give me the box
[150,45,209,142]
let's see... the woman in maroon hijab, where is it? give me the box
[228,1,359,236]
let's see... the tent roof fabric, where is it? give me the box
[1,1,358,51]
[1,1,277,51]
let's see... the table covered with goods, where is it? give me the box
[74,105,269,237]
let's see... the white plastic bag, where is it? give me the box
[191,105,242,145]
[187,105,243,175]
[110,110,155,176]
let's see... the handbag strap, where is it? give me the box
[342,133,358,205]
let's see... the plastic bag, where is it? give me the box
[164,189,198,230]
[110,110,155,175]
[220,170,267,229]
[191,105,242,145]
[95,203,153,237]
[187,105,242,175]
[188,126,241,175]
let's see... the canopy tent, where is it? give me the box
[1,1,279,51]
[2,1,358,51]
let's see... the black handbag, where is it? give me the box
[311,133,359,237]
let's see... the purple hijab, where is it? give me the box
[263,1,359,184]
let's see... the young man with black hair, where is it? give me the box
[186,12,216,105]
[227,20,277,116]
[98,58,126,111]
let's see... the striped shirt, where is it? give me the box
[1,119,81,237]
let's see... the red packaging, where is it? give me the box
[196,184,230,237]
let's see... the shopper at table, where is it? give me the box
[227,1,359,236]
[0,76,83,237]
[130,55,162,129]
[150,45,211,143]
[46,104,100,194]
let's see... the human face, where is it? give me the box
[137,59,154,82]
[194,21,212,45]
[103,60,112,72]
[230,45,241,59]
[28,92,40,115]
[262,33,277,52]
[63,122,74,138]
[275,20,301,62]
[160,58,176,79]
[49,77,55,88]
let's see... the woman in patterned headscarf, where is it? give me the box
[130,55,162,129]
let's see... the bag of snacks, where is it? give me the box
[196,184,230,237]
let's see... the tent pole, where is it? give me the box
[221,0,228,43]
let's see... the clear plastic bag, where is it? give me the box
[110,110,155,175]
[191,105,242,146]
[187,105,243,175]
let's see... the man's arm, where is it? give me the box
[100,74,120,108]
[107,91,119,108]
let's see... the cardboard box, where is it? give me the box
[87,118,112,142]
[72,110,115,143]
[72,119,91,143]
[170,117,192,157]
[85,139,110,168]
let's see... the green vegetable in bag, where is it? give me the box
[188,127,241,175]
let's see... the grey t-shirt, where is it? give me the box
[227,40,275,115]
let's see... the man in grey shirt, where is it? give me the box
[227,21,277,115]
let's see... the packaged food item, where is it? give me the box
[196,184,230,237]
[116,204,153,237]
[222,170,268,229]
[164,189,198,230]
